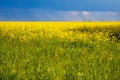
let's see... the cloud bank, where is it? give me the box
[0,8,120,21]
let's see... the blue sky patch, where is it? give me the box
[0,0,120,21]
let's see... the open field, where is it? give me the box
[0,22,120,80]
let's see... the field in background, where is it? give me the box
[0,22,120,80]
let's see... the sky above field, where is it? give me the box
[0,0,120,21]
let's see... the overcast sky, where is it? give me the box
[0,0,120,21]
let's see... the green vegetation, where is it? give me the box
[0,23,120,80]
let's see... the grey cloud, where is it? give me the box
[0,8,120,21]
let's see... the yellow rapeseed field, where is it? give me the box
[0,22,120,80]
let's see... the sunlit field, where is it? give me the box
[0,22,120,80]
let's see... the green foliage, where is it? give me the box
[0,24,120,80]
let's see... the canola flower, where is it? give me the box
[0,22,120,80]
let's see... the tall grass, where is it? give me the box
[0,22,120,80]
